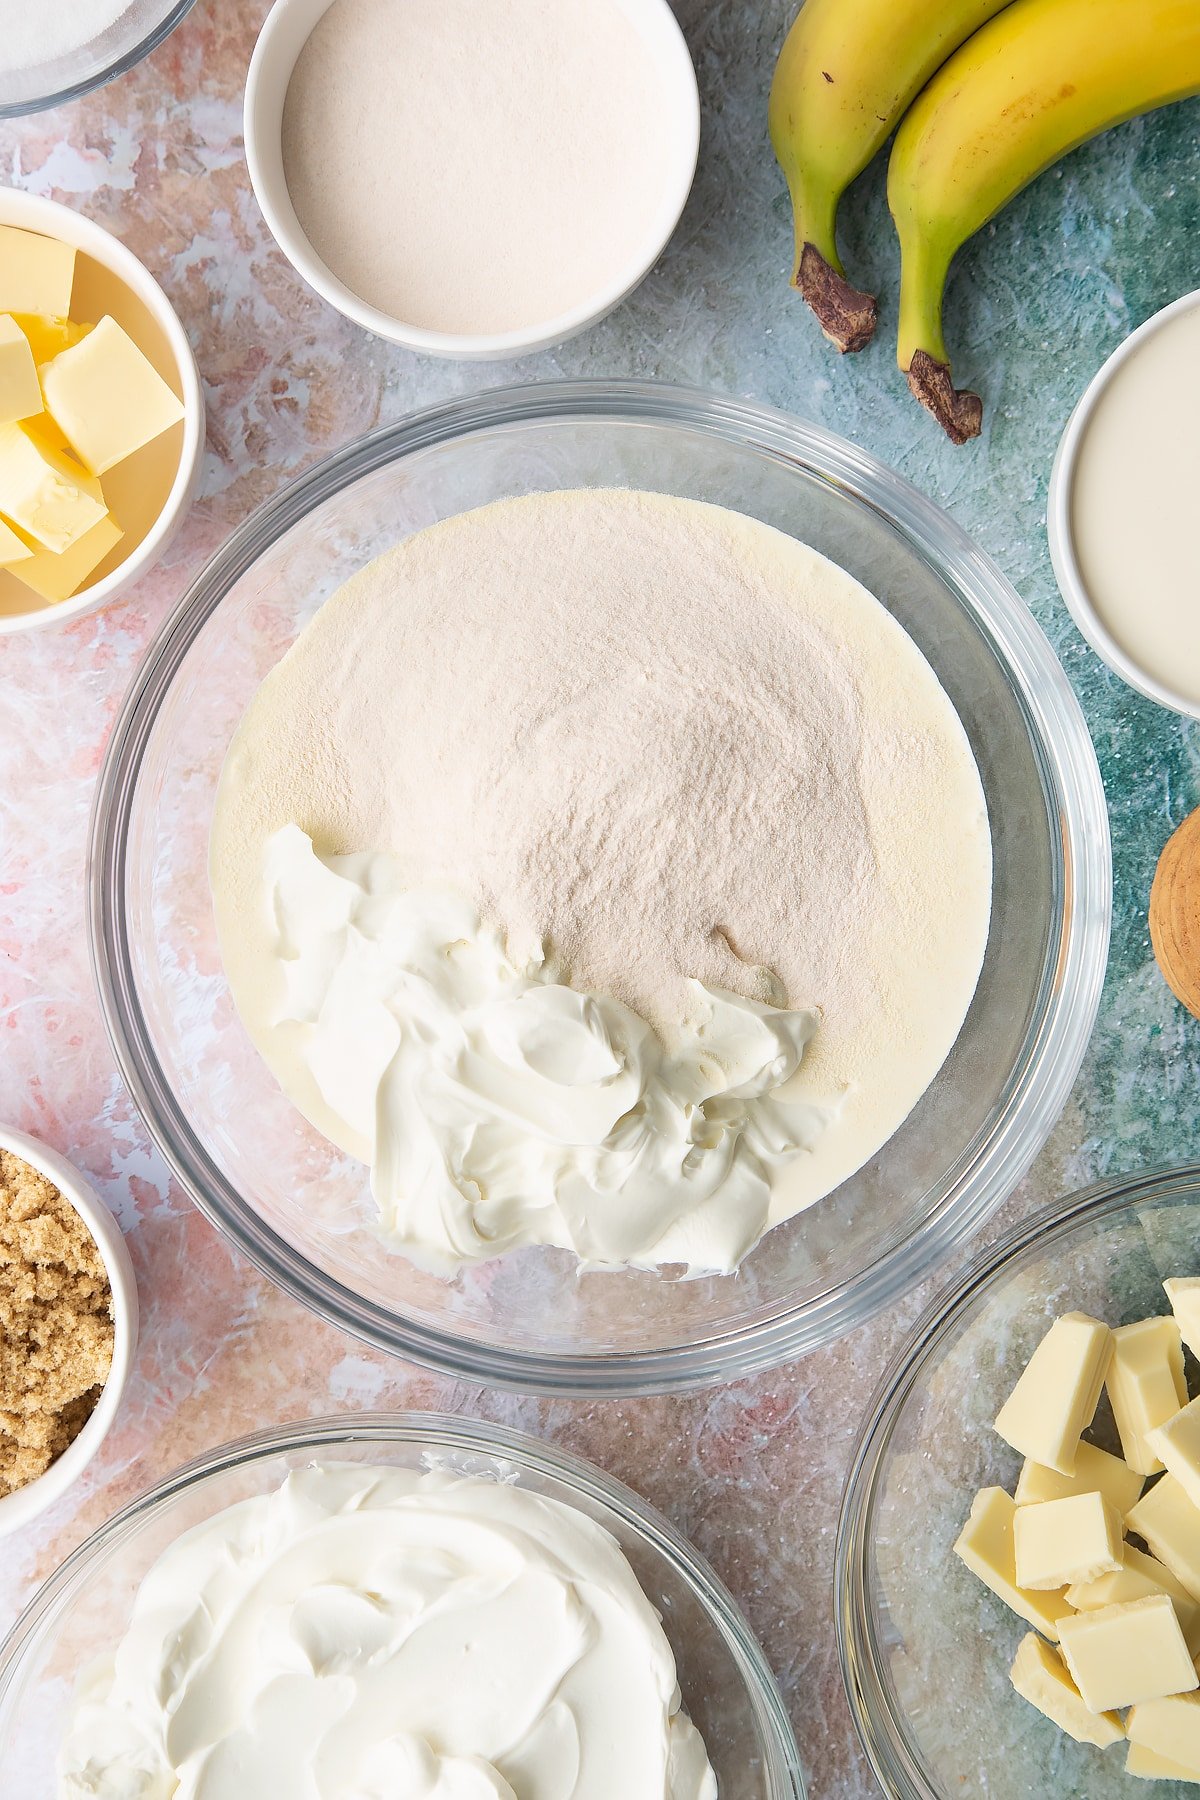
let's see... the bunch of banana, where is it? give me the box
[770,0,1200,443]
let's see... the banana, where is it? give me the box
[890,0,1200,443]
[768,0,1013,352]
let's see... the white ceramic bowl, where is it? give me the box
[0,189,205,637]
[245,0,701,360]
[0,1127,138,1539]
[1047,289,1200,720]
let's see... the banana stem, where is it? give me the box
[896,228,982,444]
[785,170,878,354]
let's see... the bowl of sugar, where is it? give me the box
[0,0,197,118]
[245,0,701,360]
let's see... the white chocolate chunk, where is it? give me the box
[1069,1545,1200,1656]
[994,1312,1113,1475]
[1014,1491,1124,1590]
[1128,1476,1200,1602]
[953,1488,1073,1640]
[1108,1318,1188,1475]
[1128,1692,1200,1775]
[1058,1595,1198,1713]
[1016,1440,1144,1517]
[1009,1631,1124,1748]
[1165,1279,1200,1363]
[1149,1398,1200,1514]
[1127,1740,1200,1782]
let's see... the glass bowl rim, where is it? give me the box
[0,0,198,119]
[834,1159,1200,1800]
[86,376,1112,1395]
[0,1408,807,1798]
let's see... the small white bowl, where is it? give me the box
[1047,289,1200,721]
[245,0,700,361]
[0,1126,138,1539]
[0,189,205,637]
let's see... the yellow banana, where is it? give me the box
[890,0,1200,443]
[768,0,1013,352]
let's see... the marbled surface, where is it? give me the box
[0,3,1198,1794]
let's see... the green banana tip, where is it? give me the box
[794,245,878,354]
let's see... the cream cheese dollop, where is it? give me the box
[58,1465,718,1800]
[259,825,832,1275]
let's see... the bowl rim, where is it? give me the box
[834,1159,1200,1800]
[1047,288,1200,722]
[0,1125,139,1539]
[0,188,206,637]
[243,0,701,359]
[0,0,198,120]
[87,377,1112,1396]
[0,1409,807,1798]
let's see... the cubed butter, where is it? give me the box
[0,225,75,317]
[1128,1476,1200,1602]
[994,1312,1113,1475]
[953,1487,1073,1640]
[1009,1631,1124,1747]
[1128,1692,1200,1774]
[1108,1317,1188,1475]
[0,419,106,552]
[1068,1545,1200,1656]
[0,315,42,425]
[1058,1595,1198,1712]
[1014,1490,1124,1589]
[1127,1740,1200,1782]
[1016,1440,1144,1517]
[41,315,184,477]
[1148,1398,1200,1514]
[1165,1279,1200,1362]
[9,512,123,604]
[0,516,31,564]
[9,313,91,367]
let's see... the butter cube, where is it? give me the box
[0,225,76,317]
[994,1312,1113,1474]
[1108,1317,1188,1474]
[1128,1476,1200,1601]
[1058,1595,1199,1712]
[1014,1491,1124,1589]
[1127,1740,1200,1781]
[1148,1398,1200,1514]
[9,313,91,367]
[41,315,184,477]
[0,419,105,552]
[953,1487,1074,1640]
[0,316,41,425]
[1165,1279,1200,1362]
[0,516,31,564]
[1128,1692,1200,1774]
[1016,1440,1144,1517]
[1009,1631,1125,1747]
[9,512,123,604]
[1068,1545,1200,1656]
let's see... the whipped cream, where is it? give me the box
[59,1465,717,1800]
[258,825,830,1275]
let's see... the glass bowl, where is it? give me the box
[0,0,196,118]
[837,1164,1200,1799]
[0,1412,806,1797]
[88,380,1111,1394]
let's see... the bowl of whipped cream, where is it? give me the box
[89,381,1111,1393]
[0,1413,805,1796]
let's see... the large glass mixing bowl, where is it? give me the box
[837,1165,1200,1800]
[89,381,1111,1393]
[0,1413,806,1796]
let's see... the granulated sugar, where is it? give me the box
[281,0,675,336]
[212,490,992,1223]
[0,0,131,72]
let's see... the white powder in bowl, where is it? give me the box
[0,0,132,72]
[280,0,680,337]
[211,490,992,1245]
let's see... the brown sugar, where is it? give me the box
[0,1148,114,1497]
